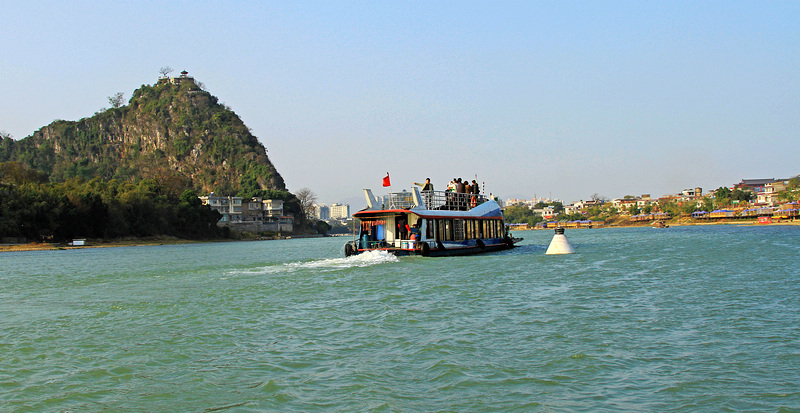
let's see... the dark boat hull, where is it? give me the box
[347,237,519,257]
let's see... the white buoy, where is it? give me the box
[545,227,575,255]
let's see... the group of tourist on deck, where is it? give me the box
[414,177,481,194]
[413,177,484,211]
[447,177,481,195]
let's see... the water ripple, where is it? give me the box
[2,227,799,411]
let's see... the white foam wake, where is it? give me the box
[229,250,399,275]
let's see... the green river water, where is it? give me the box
[2,225,799,412]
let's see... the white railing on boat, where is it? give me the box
[383,189,488,211]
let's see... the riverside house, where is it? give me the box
[200,194,293,233]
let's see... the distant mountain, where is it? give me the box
[0,73,285,195]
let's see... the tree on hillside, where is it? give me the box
[159,66,173,77]
[730,188,753,202]
[778,177,800,202]
[108,92,125,108]
[556,212,585,221]
[681,201,700,214]
[714,187,732,206]
[701,196,714,212]
[658,199,679,216]
[0,162,49,186]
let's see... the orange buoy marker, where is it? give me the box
[545,227,575,255]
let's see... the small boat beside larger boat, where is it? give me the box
[344,187,520,257]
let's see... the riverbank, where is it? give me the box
[0,237,208,252]
[0,233,327,253]
[609,216,800,228]
[3,219,797,252]
[524,217,800,231]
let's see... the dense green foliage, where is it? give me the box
[503,205,544,226]
[713,187,753,206]
[0,77,285,195]
[778,178,800,202]
[0,162,225,241]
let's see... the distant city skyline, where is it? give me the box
[3,2,798,205]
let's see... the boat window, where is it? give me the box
[454,219,465,241]
[446,220,454,241]
[426,219,435,239]
[437,219,454,241]
[465,220,474,239]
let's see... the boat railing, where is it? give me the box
[386,190,487,211]
[423,190,488,211]
[386,191,416,209]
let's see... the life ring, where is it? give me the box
[344,243,355,257]
[476,238,486,250]
[470,196,477,208]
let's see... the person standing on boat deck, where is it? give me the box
[456,178,466,210]
[445,179,457,209]
[464,180,474,209]
[467,179,480,208]
[414,178,434,208]
[414,178,434,191]
[397,214,409,240]
[456,178,465,193]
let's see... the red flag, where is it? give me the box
[382,173,391,187]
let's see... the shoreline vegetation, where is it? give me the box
[3,219,797,253]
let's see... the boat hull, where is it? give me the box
[345,237,518,257]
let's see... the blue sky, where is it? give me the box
[2,1,798,205]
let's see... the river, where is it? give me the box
[2,225,799,411]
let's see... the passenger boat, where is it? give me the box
[344,187,520,257]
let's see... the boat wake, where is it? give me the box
[284,250,399,272]
[230,250,399,275]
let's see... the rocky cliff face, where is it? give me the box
[1,76,285,195]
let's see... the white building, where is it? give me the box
[314,203,350,221]
[329,203,350,220]
[199,194,243,222]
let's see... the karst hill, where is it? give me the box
[0,72,285,196]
